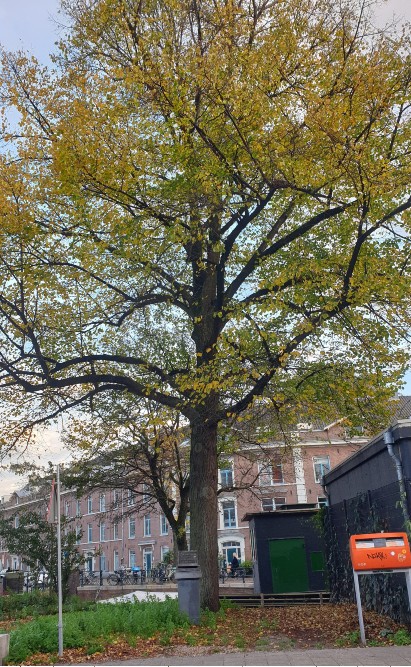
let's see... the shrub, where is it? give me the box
[0,591,94,621]
[7,597,189,663]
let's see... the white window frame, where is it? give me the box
[113,521,119,540]
[258,458,283,486]
[144,514,151,537]
[160,514,168,535]
[129,549,136,568]
[129,517,136,539]
[87,495,92,514]
[261,496,286,512]
[161,545,170,562]
[87,523,93,543]
[128,490,136,506]
[220,499,237,529]
[313,456,331,484]
[100,522,106,542]
[99,494,106,512]
[76,499,81,517]
[219,460,234,488]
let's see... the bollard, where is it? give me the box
[175,551,202,625]
[0,634,9,666]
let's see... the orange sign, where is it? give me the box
[349,533,411,571]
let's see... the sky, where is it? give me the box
[0,0,410,495]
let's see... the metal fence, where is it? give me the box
[324,480,411,624]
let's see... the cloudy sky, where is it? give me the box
[0,0,410,495]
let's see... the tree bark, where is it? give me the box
[173,525,189,555]
[190,412,219,611]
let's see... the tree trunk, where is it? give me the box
[173,525,188,555]
[190,414,219,611]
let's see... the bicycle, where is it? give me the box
[82,570,98,585]
[107,569,132,585]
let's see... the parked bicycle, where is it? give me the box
[150,564,175,583]
[107,569,131,585]
[82,570,98,585]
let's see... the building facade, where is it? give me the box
[0,422,367,573]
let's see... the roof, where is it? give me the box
[242,506,319,521]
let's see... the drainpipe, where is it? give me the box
[384,428,411,526]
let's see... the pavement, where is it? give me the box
[63,646,411,666]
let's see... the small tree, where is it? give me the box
[62,399,191,553]
[0,510,84,599]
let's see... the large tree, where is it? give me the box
[0,0,411,609]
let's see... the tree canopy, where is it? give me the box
[62,400,191,553]
[1,0,411,608]
[0,510,83,598]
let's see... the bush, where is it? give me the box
[0,591,94,621]
[7,597,189,663]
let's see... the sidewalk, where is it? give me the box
[73,645,411,666]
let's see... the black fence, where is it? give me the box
[79,565,176,586]
[324,480,411,624]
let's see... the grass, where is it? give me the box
[335,630,360,647]
[3,599,411,663]
[0,590,94,621]
[6,597,189,663]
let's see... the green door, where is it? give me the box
[269,538,309,593]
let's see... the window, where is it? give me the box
[317,496,328,508]
[76,499,81,517]
[100,523,106,542]
[142,484,150,504]
[100,553,107,571]
[87,495,92,513]
[144,515,151,537]
[113,522,119,540]
[259,456,283,485]
[64,501,70,517]
[129,550,136,568]
[113,490,120,508]
[222,500,237,528]
[128,490,136,506]
[313,457,331,484]
[160,514,168,535]
[76,525,81,545]
[14,516,19,528]
[161,545,170,562]
[99,494,106,512]
[129,517,136,539]
[261,496,286,512]
[113,550,119,571]
[219,465,233,488]
[87,524,93,543]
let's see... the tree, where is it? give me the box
[0,0,411,609]
[0,510,83,599]
[62,399,191,554]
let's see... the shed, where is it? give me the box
[322,419,411,624]
[243,507,327,594]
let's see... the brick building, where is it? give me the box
[0,421,367,573]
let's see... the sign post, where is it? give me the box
[349,532,411,645]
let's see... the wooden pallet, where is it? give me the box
[219,590,331,606]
